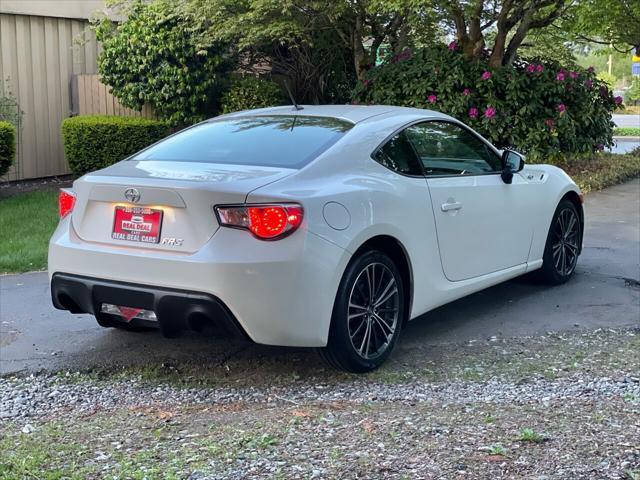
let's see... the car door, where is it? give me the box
[405,121,534,281]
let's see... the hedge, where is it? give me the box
[62,116,171,175]
[613,127,640,137]
[546,151,640,194]
[0,121,16,177]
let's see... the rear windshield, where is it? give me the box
[133,115,353,169]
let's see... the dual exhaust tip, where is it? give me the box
[54,291,219,337]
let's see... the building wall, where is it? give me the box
[0,1,107,20]
[0,13,100,180]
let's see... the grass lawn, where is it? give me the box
[0,190,58,274]
[613,127,640,137]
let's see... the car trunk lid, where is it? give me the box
[70,160,295,253]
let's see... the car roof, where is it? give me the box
[220,104,455,125]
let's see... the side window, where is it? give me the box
[373,131,423,176]
[405,121,501,176]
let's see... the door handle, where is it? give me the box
[441,201,462,212]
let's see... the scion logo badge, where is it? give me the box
[124,188,141,203]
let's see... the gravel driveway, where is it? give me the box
[1,328,639,478]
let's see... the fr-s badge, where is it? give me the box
[161,238,184,246]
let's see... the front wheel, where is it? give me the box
[538,199,582,284]
[319,251,405,373]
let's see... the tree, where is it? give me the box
[182,0,438,82]
[626,77,640,105]
[94,0,233,125]
[563,0,640,55]
[433,0,572,67]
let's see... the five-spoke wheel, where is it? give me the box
[320,251,405,372]
[540,199,582,284]
[347,262,400,361]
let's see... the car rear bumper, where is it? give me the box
[51,272,249,339]
[48,217,351,347]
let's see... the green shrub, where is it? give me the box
[353,44,622,159]
[0,120,16,177]
[62,116,170,175]
[613,127,640,136]
[220,76,284,114]
[94,0,233,126]
[546,152,640,193]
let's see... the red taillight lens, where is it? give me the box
[216,204,303,240]
[58,189,76,218]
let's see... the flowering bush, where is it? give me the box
[352,44,621,159]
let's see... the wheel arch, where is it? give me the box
[350,234,414,326]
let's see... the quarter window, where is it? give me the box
[405,121,501,176]
[373,131,423,176]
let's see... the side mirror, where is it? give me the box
[501,150,525,184]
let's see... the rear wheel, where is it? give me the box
[319,251,405,373]
[538,199,581,284]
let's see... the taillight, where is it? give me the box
[58,189,76,218]
[215,203,303,240]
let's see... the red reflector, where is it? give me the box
[58,189,76,218]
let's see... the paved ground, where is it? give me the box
[612,113,639,128]
[610,136,639,154]
[1,179,639,376]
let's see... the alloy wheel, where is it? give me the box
[347,262,400,360]
[552,207,580,276]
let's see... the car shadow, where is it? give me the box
[89,274,562,384]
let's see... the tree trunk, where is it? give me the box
[488,30,507,67]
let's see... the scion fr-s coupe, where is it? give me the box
[49,105,584,372]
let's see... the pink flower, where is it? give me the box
[600,85,609,97]
[585,79,593,89]
[427,94,437,104]
[587,66,595,73]
[463,88,471,96]
[481,71,492,81]
[556,71,565,81]
[557,104,566,113]
[536,64,544,73]
[363,79,370,87]
[545,119,555,128]
[570,71,578,79]
[468,107,479,119]
[448,41,457,51]
[483,106,496,119]
[614,96,623,105]
[526,64,536,73]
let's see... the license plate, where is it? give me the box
[112,206,163,243]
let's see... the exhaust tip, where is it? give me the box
[187,311,216,336]
[56,293,81,313]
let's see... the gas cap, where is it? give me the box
[323,202,351,231]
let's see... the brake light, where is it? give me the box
[58,189,76,218]
[216,204,303,240]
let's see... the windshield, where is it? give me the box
[133,115,353,169]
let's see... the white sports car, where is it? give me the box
[49,105,583,372]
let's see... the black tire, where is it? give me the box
[538,199,582,285]
[319,250,405,373]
